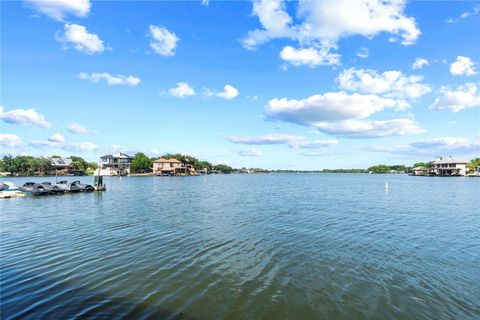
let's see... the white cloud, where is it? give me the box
[30,140,62,148]
[313,119,425,138]
[429,83,480,112]
[0,106,52,128]
[67,123,95,134]
[264,92,425,138]
[67,142,98,151]
[56,24,105,54]
[279,46,340,67]
[229,134,338,149]
[446,5,480,23]
[337,68,431,99]
[0,134,22,147]
[48,133,65,143]
[356,47,369,59]
[204,85,239,100]
[265,92,406,124]
[243,0,420,66]
[149,25,179,57]
[168,82,196,97]
[24,0,91,21]
[412,58,429,70]
[450,56,477,76]
[30,139,98,151]
[237,148,262,157]
[79,72,140,86]
[201,0,209,6]
[373,136,480,156]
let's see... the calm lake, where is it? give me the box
[1,174,479,319]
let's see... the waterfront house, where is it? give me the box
[411,166,429,176]
[49,157,72,172]
[48,157,86,175]
[98,153,133,176]
[432,156,468,176]
[153,158,182,176]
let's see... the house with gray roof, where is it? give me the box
[432,156,468,176]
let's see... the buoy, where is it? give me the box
[384,182,389,189]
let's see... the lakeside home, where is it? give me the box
[411,166,429,176]
[97,153,133,176]
[432,156,468,176]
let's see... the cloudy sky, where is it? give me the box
[1,0,479,169]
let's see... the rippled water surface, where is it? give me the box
[1,174,479,319]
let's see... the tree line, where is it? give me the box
[130,153,235,174]
[0,155,97,176]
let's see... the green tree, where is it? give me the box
[214,164,234,174]
[87,162,98,170]
[70,156,88,171]
[131,152,153,173]
[467,158,480,173]
[368,164,390,174]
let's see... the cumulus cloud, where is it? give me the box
[337,68,431,99]
[56,23,105,54]
[204,85,239,100]
[48,133,65,143]
[0,134,22,147]
[229,134,338,149]
[450,56,477,76]
[313,119,425,138]
[265,92,407,124]
[79,72,140,86]
[237,148,262,157]
[149,25,179,56]
[412,58,429,70]
[168,82,196,97]
[279,46,340,67]
[67,123,96,134]
[429,83,480,112]
[264,92,425,138]
[0,106,52,128]
[243,0,420,66]
[372,136,480,156]
[24,0,91,21]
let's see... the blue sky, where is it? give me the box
[1,0,479,169]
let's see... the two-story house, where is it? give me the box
[153,158,182,176]
[98,153,133,176]
[432,156,468,176]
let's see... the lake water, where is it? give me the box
[1,174,479,319]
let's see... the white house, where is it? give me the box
[97,153,133,176]
[432,156,468,176]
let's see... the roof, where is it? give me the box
[413,166,427,170]
[49,157,72,166]
[100,152,133,159]
[153,158,181,163]
[433,157,468,164]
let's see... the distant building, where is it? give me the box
[153,158,182,176]
[432,156,468,176]
[153,158,197,176]
[49,157,72,172]
[48,157,85,175]
[98,153,133,176]
[411,166,428,176]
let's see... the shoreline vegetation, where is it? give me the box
[1,154,479,177]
